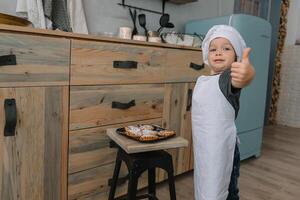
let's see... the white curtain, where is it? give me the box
[68,0,89,34]
[16,0,88,33]
[16,0,50,29]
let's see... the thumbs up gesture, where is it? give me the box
[231,48,256,88]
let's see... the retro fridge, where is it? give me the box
[185,14,271,160]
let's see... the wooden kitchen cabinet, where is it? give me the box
[0,86,69,200]
[0,30,70,200]
[0,25,208,200]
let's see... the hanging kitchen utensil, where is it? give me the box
[157,14,174,34]
[157,13,169,33]
[138,14,148,40]
[129,8,138,37]
[165,22,174,28]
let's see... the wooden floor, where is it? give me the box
[151,125,300,200]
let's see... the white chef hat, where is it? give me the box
[202,25,246,65]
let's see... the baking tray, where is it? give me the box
[116,125,175,143]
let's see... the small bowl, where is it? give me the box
[148,31,159,37]
[148,36,161,43]
[133,35,147,41]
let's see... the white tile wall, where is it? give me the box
[277,45,300,127]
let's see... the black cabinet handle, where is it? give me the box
[112,100,136,110]
[190,62,204,71]
[186,89,193,111]
[0,55,17,66]
[113,61,137,69]
[4,99,17,137]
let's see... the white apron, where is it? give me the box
[192,75,237,200]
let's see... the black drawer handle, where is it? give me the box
[113,61,138,69]
[4,99,17,137]
[190,62,204,71]
[112,100,136,110]
[0,55,17,66]
[186,89,193,111]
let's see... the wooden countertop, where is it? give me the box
[0,24,201,51]
[107,128,188,154]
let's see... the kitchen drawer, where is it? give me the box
[68,161,128,200]
[70,39,166,85]
[68,160,149,200]
[68,118,162,174]
[70,84,164,130]
[0,32,70,87]
[165,49,210,82]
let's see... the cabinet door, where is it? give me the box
[160,83,194,180]
[0,86,69,200]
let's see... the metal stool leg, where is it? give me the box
[148,168,156,200]
[108,150,122,200]
[167,170,176,200]
[126,172,139,200]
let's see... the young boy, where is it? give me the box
[191,25,255,200]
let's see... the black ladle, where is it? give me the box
[129,8,138,37]
[138,14,148,39]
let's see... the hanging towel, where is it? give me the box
[16,0,47,28]
[43,0,72,32]
[68,0,89,34]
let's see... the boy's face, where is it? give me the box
[208,37,236,74]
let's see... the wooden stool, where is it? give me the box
[108,146,176,200]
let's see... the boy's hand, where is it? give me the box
[231,48,256,88]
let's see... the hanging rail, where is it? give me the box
[118,0,168,15]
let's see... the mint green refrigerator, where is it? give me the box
[185,14,271,160]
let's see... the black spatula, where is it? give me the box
[138,14,148,40]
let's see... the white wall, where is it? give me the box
[277,46,300,128]
[0,0,234,35]
[276,0,300,127]
[0,0,17,15]
[285,0,300,45]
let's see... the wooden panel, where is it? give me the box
[181,83,195,172]
[60,87,69,200]
[0,86,69,200]
[0,32,70,87]
[68,158,149,200]
[161,83,194,177]
[69,118,162,174]
[165,49,210,82]
[70,39,166,85]
[164,83,184,176]
[69,84,164,130]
